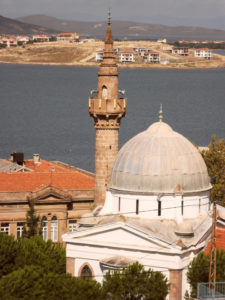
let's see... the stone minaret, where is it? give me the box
[89,11,126,206]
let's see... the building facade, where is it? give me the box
[0,154,95,242]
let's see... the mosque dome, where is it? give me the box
[110,121,211,194]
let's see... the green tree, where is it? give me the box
[0,233,18,278]
[15,235,66,274]
[0,234,66,277]
[23,199,40,238]
[102,261,169,300]
[0,265,102,300]
[187,249,225,298]
[201,136,225,205]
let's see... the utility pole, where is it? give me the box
[208,201,217,295]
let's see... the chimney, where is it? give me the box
[12,152,24,165]
[33,154,40,164]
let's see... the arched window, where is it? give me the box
[81,265,92,278]
[102,86,108,99]
[51,216,58,242]
[42,217,48,241]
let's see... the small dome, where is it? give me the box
[110,122,211,194]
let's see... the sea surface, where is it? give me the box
[0,64,224,172]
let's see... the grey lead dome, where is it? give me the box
[110,122,211,194]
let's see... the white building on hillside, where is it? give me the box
[119,51,135,62]
[63,114,213,300]
[195,48,212,60]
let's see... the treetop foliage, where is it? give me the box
[102,261,169,300]
[201,135,225,205]
[187,249,225,298]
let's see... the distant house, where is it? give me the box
[32,35,49,42]
[57,33,79,42]
[144,51,160,63]
[172,47,189,56]
[133,47,150,57]
[0,35,17,47]
[157,38,167,43]
[96,50,104,62]
[195,48,212,60]
[119,51,135,63]
[16,35,30,44]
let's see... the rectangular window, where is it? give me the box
[17,222,24,238]
[181,200,184,216]
[158,201,161,216]
[69,220,77,232]
[199,199,201,214]
[136,199,139,215]
[118,197,121,212]
[1,223,10,235]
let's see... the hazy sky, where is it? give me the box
[1,0,225,29]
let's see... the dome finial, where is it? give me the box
[159,104,163,122]
[108,8,111,25]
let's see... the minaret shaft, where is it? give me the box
[89,14,126,205]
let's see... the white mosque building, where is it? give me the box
[63,13,214,300]
[63,115,213,300]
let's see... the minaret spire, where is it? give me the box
[108,8,111,25]
[89,12,126,206]
[159,104,163,122]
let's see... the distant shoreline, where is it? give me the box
[0,60,224,70]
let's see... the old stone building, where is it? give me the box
[0,153,94,242]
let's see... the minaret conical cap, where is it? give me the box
[105,8,113,45]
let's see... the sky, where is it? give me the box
[1,0,225,30]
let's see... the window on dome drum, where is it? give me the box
[181,200,184,216]
[51,216,58,242]
[158,201,161,216]
[81,265,92,278]
[17,222,24,238]
[42,216,48,241]
[118,197,121,212]
[69,220,77,232]
[0,223,10,235]
[136,199,139,215]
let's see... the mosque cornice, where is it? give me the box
[108,186,212,197]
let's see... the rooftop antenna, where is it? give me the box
[159,104,163,122]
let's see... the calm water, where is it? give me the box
[0,64,224,172]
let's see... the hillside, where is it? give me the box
[0,40,224,69]
[17,15,225,40]
[0,15,57,35]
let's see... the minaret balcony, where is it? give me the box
[89,97,126,116]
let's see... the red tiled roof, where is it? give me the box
[205,228,225,254]
[0,160,94,192]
